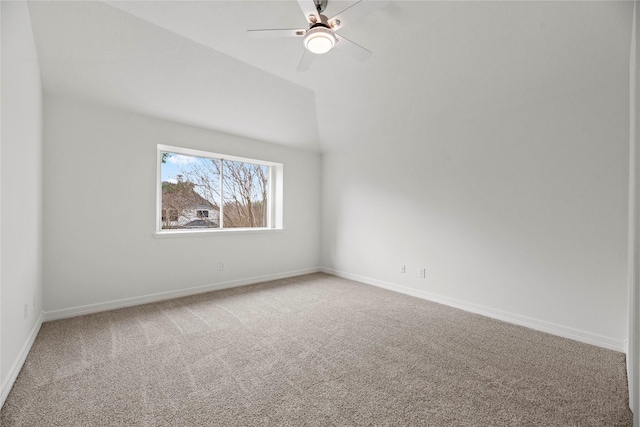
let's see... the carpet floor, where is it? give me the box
[0,273,633,426]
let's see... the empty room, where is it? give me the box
[2,0,639,425]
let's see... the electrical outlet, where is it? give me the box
[419,268,426,278]
[219,261,226,271]
[24,304,28,320]
[400,265,406,274]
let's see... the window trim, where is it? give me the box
[155,144,283,236]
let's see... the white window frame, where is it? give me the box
[155,144,283,237]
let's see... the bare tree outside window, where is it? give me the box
[222,160,268,228]
[160,151,269,230]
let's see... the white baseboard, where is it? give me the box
[43,267,322,322]
[322,268,626,353]
[1,312,43,409]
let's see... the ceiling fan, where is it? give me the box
[247,0,389,71]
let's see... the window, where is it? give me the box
[157,145,283,233]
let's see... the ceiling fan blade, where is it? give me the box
[335,34,372,62]
[247,29,306,38]
[297,49,315,72]
[328,0,389,30]
[296,0,320,24]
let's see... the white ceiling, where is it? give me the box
[27,1,634,152]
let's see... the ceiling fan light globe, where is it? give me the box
[304,27,336,54]
[307,36,333,54]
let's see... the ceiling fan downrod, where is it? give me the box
[314,0,328,14]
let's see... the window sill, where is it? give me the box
[153,228,283,239]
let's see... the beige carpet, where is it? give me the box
[1,273,633,426]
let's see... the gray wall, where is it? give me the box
[628,1,639,422]
[0,1,44,405]
[320,1,632,351]
[42,96,321,316]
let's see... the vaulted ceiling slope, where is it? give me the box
[28,1,634,153]
[27,1,321,151]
